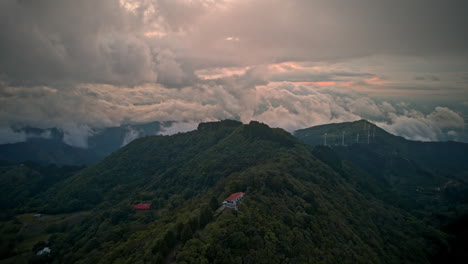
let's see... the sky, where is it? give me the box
[1,0,467,146]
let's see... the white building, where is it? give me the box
[223,192,245,210]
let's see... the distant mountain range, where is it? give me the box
[0,138,98,166]
[1,120,467,263]
[2,119,466,168]
[0,121,169,165]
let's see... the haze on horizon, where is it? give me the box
[1,0,467,146]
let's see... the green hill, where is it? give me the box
[0,161,83,213]
[0,120,462,263]
[294,119,468,174]
[294,120,468,210]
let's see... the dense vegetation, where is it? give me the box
[0,161,83,261]
[0,120,466,263]
[0,161,84,215]
[295,120,468,212]
[0,139,98,166]
[296,120,468,263]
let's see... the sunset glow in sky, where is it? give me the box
[1,0,467,145]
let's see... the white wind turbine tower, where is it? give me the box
[363,123,367,143]
[367,128,370,144]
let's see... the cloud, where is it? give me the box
[1,72,464,145]
[62,124,93,148]
[345,97,386,119]
[377,107,465,141]
[0,0,160,86]
[0,0,467,146]
[180,0,468,68]
[270,69,376,83]
[414,75,440,81]
[380,101,396,113]
[0,127,54,145]
[2,0,468,88]
[0,128,27,145]
[155,49,192,87]
[427,107,465,129]
[121,127,141,146]
[458,73,468,82]
[158,121,199,136]
[252,83,361,131]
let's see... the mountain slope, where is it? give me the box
[172,149,444,264]
[0,121,166,165]
[294,119,468,172]
[7,120,444,263]
[0,161,83,214]
[40,120,288,213]
[0,138,99,165]
[87,121,167,158]
[294,120,468,214]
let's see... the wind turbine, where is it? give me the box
[367,129,370,144]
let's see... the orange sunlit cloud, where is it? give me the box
[195,66,250,80]
[314,81,335,86]
[287,81,336,86]
[144,31,167,38]
[268,62,306,73]
[366,77,387,86]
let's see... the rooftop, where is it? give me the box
[225,192,245,201]
[133,204,151,210]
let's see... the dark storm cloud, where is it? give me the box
[0,0,466,144]
[458,73,468,82]
[2,0,467,86]
[186,0,468,67]
[0,0,157,86]
[415,75,440,81]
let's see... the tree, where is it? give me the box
[199,206,213,227]
[209,197,219,211]
[164,230,176,248]
[180,224,193,242]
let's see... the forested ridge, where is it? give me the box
[0,120,466,263]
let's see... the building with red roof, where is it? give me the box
[223,192,245,210]
[133,204,151,210]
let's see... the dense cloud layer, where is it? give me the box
[377,107,465,142]
[1,73,465,145]
[2,0,468,85]
[0,0,155,85]
[0,0,467,146]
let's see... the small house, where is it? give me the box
[223,192,245,210]
[133,204,151,210]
